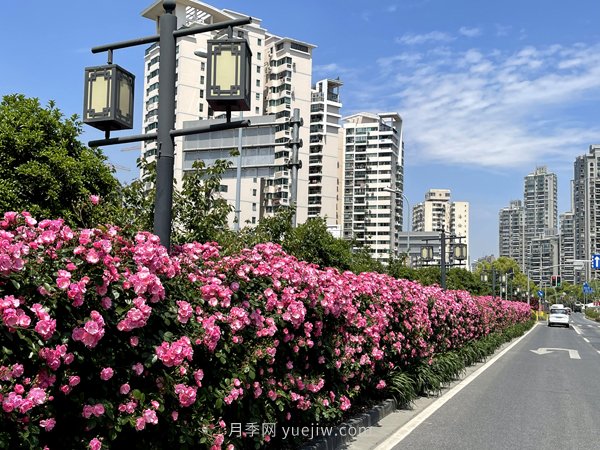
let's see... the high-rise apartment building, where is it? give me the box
[307,78,343,225]
[412,189,470,269]
[523,166,558,281]
[341,112,404,264]
[498,200,524,268]
[140,1,341,226]
[573,145,600,283]
[560,211,575,284]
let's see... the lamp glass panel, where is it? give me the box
[89,73,110,114]
[118,76,131,117]
[213,47,238,94]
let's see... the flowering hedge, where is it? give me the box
[0,212,531,449]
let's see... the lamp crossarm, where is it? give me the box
[88,120,250,147]
[92,18,252,54]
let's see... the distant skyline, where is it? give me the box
[2,0,600,262]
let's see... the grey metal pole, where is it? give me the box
[492,268,496,298]
[153,0,177,250]
[289,108,302,227]
[402,193,411,265]
[440,229,447,289]
[234,111,243,231]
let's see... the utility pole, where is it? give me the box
[288,108,303,227]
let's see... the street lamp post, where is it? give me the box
[383,186,411,264]
[83,1,252,250]
[481,267,497,298]
[420,228,466,290]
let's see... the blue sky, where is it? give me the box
[2,0,600,262]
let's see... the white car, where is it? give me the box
[548,305,570,328]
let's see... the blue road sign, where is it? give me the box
[592,254,600,270]
[537,290,544,298]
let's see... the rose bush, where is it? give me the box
[0,212,531,449]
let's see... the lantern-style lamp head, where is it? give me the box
[421,245,434,262]
[83,64,135,132]
[206,37,252,112]
[453,243,467,261]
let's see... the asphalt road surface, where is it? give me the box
[346,314,600,450]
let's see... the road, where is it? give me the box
[346,314,600,450]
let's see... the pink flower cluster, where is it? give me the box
[156,336,193,367]
[0,212,532,449]
[72,311,105,348]
[174,383,197,407]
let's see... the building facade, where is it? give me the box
[523,166,558,282]
[307,78,343,226]
[573,145,600,283]
[412,189,470,269]
[140,1,342,228]
[499,200,524,268]
[559,211,575,284]
[341,112,404,264]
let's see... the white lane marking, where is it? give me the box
[573,325,582,335]
[530,348,581,359]
[584,338,590,343]
[372,323,539,450]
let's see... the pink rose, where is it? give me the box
[100,368,114,381]
[40,418,56,431]
[88,437,102,450]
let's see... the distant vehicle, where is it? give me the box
[574,302,583,313]
[548,305,570,328]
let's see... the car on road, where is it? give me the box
[548,304,570,327]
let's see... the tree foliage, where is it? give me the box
[0,94,119,227]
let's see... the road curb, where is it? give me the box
[299,398,398,450]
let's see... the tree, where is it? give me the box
[0,94,119,226]
[282,217,355,270]
[173,159,234,244]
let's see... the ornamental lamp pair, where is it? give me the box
[83,38,251,132]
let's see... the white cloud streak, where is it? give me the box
[396,31,454,45]
[459,26,482,37]
[368,42,600,169]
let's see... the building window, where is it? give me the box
[256,93,260,100]
[200,75,205,84]
[253,189,257,196]
[252,203,257,212]
[255,107,260,114]
[253,178,257,183]
[256,79,260,87]
[257,52,262,60]
[219,185,228,193]
[201,61,205,71]
[257,38,262,46]
[256,65,261,73]
[199,103,204,112]
[200,89,204,98]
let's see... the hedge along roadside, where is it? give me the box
[0,212,532,449]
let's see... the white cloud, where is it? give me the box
[367,42,600,169]
[386,4,398,12]
[459,26,481,37]
[396,31,454,45]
